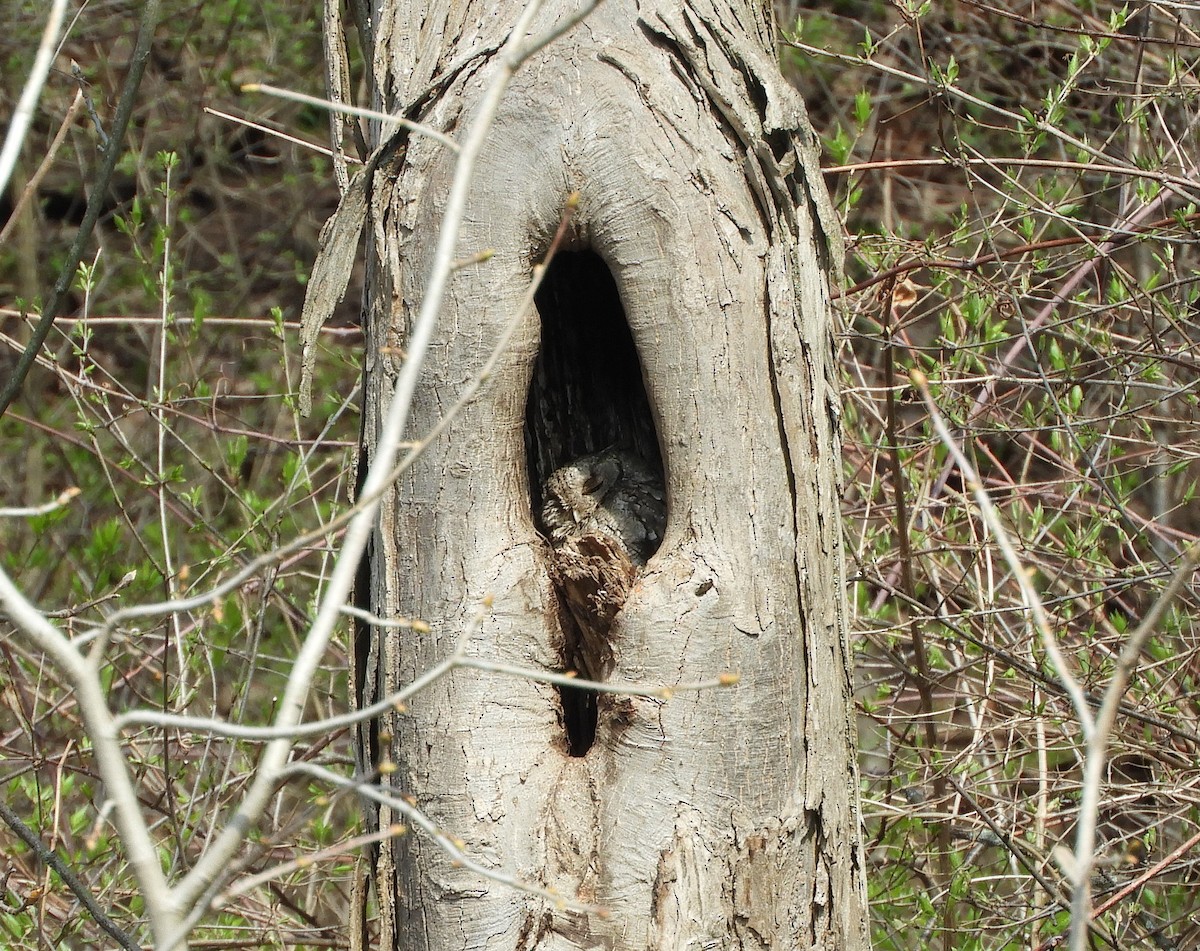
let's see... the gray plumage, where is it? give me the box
[540,449,666,678]
[540,449,666,565]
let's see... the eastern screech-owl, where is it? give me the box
[541,449,666,565]
[540,449,666,677]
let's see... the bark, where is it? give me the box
[350,1,869,947]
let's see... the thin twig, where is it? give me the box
[0,567,180,941]
[284,763,609,917]
[216,822,407,904]
[203,106,354,163]
[241,83,460,151]
[0,0,164,417]
[911,368,1093,735]
[0,486,80,518]
[0,89,83,250]
[0,799,141,951]
[113,596,735,740]
[0,0,68,196]
[1068,545,1200,950]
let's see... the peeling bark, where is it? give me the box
[349,1,869,948]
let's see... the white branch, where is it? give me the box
[0,567,181,943]
[1067,546,1200,950]
[0,0,67,196]
[0,486,80,517]
[914,368,1200,950]
[240,83,460,152]
[170,0,549,916]
[912,369,1094,736]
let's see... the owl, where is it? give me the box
[540,449,666,679]
[540,449,667,565]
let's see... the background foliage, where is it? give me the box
[780,0,1200,947]
[2,0,1199,948]
[0,2,360,946]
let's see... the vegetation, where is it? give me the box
[1,2,360,946]
[2,0,1199,948]
[782,1,1200,947]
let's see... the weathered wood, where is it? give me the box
[352,1,869,947]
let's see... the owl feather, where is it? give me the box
[540,449,666,678]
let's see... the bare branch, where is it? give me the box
[170,0,552,916]
[911,368,1094,737]
[0,0,67,196]
[0,566,181,942]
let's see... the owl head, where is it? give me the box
[540,454,624,543]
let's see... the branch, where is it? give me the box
[0,0,67,196]
[240,83,460,151]
[0,798,141,951]
[170,0,552,916]
[0,0,163,418]
[0,567,180,942]
[913,369,1200,951]
[0,89,83,249]
[1067,545,1200,950]
[112,602,737,741]
[911,368,1094,736]
[285,763,608,917]
[0,486,80,518]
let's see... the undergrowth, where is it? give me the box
[781,0,1200,947]
[1,2,361,947]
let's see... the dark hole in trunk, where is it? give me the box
[524,249,663,757]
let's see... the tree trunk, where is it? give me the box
[351,1,869,947]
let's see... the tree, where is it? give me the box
[9,3,1200,949]
[325,0,871,946]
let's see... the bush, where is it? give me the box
[781,1,1200,946]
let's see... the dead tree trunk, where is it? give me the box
[347,1,869,947]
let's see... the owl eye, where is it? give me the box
[583,457,623,496]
